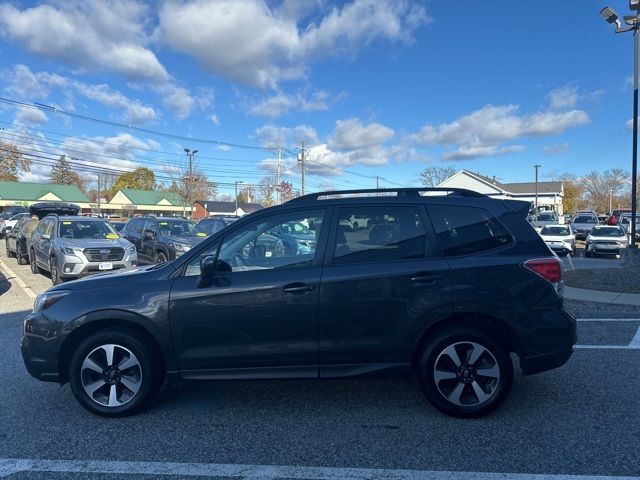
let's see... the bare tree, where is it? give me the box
[259,176,278,207]
[418,166,457,187]
[0,141,30,181]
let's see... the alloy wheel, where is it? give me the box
[80,344,142,408]
[433,341,500,407]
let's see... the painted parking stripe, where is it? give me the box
[1,458,639,480]
[0,258,36,299]
[575,326,640,350]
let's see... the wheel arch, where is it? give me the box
[58,314,169,384]
[411,313,521,367]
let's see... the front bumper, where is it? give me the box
[21,311,63,382]
[520,308,577,375]
[587,243,625,255]
[57,251,137,279]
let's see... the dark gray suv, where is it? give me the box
[21,188,576,418]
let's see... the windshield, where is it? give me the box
[535,214,555,221]
[540,226,570,235]
[58,220,118,239]
[591,227,625,237]
[158,219,202,237]
[572,216,597,224]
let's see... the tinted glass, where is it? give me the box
[198,219,224,235]
[429,205,512,256]
[218,209,325,272]
[540,226,571,235]
[128,219,143,234]
[185,241,221,276]
[572,216,597,224]
[591,227,625,237]
[157,219,202,237]
[58,220,117,239]
[536,213,555,221]
[332,206,426,264]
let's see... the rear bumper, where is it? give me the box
[520,308,577,375]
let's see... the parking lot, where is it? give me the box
[0,243,638,479]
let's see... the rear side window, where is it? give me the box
[332,206,427,264]
[128,219,143,234]
[428,205,512,256]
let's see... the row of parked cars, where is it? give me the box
[535,208,634,257]
[2,203,244,284]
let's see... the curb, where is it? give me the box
[565,286,640,306]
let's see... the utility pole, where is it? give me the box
[184,148,198,219]
[534,164,541,210]
[97,173,101,216]
[609,189,614,214]
[297,141,306,196]
[376,176,380,189]
[234,181,243,217]
[276,146,282,204]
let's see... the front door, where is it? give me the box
[169,208,329,377]
[140,219,158,263]
[319,204,453,377]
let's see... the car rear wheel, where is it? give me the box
[69,329,164,417]
[29,249,43,274]
[17,244,28,265]
[417,327,513,418]
[157,251,168,264]
[6,239,14,258]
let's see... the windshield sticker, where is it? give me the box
[62,221,72,225]
[160,222,168,226]
[105,233,119,239]
[196,232,207,237]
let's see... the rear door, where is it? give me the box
[34,218,54,266]
[123,219,144,261]
[318,204,453,377]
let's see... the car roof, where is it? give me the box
[53,215,106,221]
[541,224,570,228]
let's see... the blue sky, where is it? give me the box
[0,0,637,198]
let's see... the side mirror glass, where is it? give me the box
[197,255,231,288]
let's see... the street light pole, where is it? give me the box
[184,148,198,219]
[234,181,243,217]
[609,189,614,214]
[534,164,541,211]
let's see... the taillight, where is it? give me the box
[523,257,563,284]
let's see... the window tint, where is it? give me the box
[142,219,157,234]
[429,205,512,256]
[217,209,325,272]
[58,220,117,239]
[185,241,221,276]
[36,219,49,234]
[540,226,571,236]
[128,219,143,234]
[332,206,426,264]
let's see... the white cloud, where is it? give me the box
[0,0,168,83]
[4,64,68,99]
[14,106,48,125]
[156,0,429,88]
[74,82,157,124]
[542,143,570,155]
[546,85,579,110]
[412,104,589,161]
[254,124,320,148]
[157,84,196,120]
[328,118,394,150]
[248,90,329,117]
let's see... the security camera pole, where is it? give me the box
[600,2,639,251]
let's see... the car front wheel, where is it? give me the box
[69,329,164,417]
[417,327,513,418]
[29,249,42,274]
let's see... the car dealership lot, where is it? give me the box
[0,248,639,479]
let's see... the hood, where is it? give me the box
[571,222,597,230]
[163,235,206,247]
[541,235,573,242]
[588,234,626,242]
[59,237,132,249]
[50,264,160,292]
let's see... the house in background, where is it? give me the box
[437,170,564,215]
[106,189,187,217]
[0,181,92,211]
[193,200,264,220]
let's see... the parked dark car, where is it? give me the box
[109,221,127,233]
[120,216,207,264]
[21,188,575,419]
[196,217,235,236]
[5,215,30,259]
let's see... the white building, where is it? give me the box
[437,170,564,215]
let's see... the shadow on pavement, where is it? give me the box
[0,270,12,297]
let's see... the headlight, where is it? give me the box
[171,243,190,252]
[61,246,81,256]
[128,244,136,254]
[33,290,70,314]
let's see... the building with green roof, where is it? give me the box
[0,181,91,210]
[108,189,189,216]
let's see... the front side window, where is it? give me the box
[157,219,202,237]
[217,209,325,272]
[58,220,118,239]
[429,205,512,256]
[332,206,426,264]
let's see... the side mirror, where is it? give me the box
[197,255,231,288]
[143,229,155,240]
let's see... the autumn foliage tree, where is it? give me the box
[49,155,85,192]
[0,141,30,181]
[111,167,156,195]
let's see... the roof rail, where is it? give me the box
[286,187,486,203]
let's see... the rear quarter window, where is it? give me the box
[428,205,512,256]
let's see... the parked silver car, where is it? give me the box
[530,212,558,231]
[30,215,137,284]
[570,214,598,240]
[539,224,576,256]
[584,225,628,257]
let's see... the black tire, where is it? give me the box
[17,244,28,265]
[50,257,62,285]
[6,239,15,258]
[68,329,164,417]
[352,221,359,231]
[29,249,42,274]
[417,326,513,419]
[157,251,168,264]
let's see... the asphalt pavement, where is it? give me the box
[0,246,639,479]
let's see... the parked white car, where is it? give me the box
[539,224,576,256]
[1,212,29,237]
[585,225,628,258]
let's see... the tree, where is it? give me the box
[419,166,457,187]
[236,185,256,204]
[278,181,295,202]
[111,167,156,195]
[165,170,217,206]
[580,169,630,213]
[0,141,30,181]
[259,176,277,206]
[551,172,584,214]
[49,155,86,192]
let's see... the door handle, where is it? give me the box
[283,283,315,294]
[410,273,442,285]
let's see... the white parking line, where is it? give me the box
[575,326,640,350]
[0,458,639,480]
[0,258,36,299]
